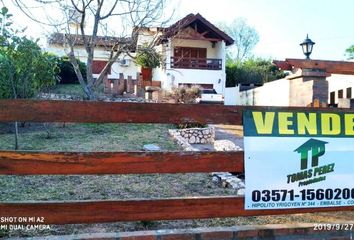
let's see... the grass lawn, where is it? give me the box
[43,84,85,97]
[1,123,353,238]
[0,123,178,151]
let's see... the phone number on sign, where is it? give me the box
[252,188,354,202]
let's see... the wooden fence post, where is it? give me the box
[104,75,111,94]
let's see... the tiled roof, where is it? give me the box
[162,13,234,46]
[48,33,131,48]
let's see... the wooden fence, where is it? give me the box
[103,73,139,96]
[1,99,354,225]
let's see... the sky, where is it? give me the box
[3,0,354,61]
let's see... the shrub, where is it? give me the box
[57,56,86,84]
[166,85,202,104]
[226,58,287,87]
[135,46,161,68]
[0,38,59,99]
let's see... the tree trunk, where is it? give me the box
[68,52,96,100]
[14,121,19,150]
[9,69,19,150]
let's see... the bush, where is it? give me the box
[226,58,287,87]
[57,56,86,84]
[135,46,161,68]
[166,85,202,104]
[0,38,59,99]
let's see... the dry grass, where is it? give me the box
[43,84,85,98]
[0,123,178,151]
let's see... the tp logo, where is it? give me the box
[294,138,328,170]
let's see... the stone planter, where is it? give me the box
[174,127,215,144]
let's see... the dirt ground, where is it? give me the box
[0,123,353,238]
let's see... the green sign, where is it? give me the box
[244,109,354,210]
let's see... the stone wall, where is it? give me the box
[288,71,329,107]
[168,129,199,151]
[174,127,215,144]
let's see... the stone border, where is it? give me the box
[17,223,354,240]
[213,140,244,195]
[168,129,199,151]
[174,127,215,144]
[211,172,245,195]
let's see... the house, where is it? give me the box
[147,13,234,94]
[47,33,138,81]
[46,13,234,96]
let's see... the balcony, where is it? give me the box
[170,57,222,70]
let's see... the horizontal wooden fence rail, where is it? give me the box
[0,99,243,124]
[2,197,354,225]
[1,99,352,124]
[0,151,243,175]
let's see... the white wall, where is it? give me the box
[46,44,139,79]
[153,38,226,94]
[231,74,354,106]
[224,86,240,105]
[327,74,354,103]
[216,41,226,73]
[237,78,290,106]
[136,28,162,47]
[162,68,225,94]
[110,59,139,79]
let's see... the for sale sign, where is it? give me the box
[243,110,354,209]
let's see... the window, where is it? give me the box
[92,60,111,74]
[330,91,335,105]
[173,47,208,69]
[338,89,343,99]
[347,87,352,99]
[174,47,207,59]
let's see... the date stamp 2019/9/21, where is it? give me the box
[314,223,354,231]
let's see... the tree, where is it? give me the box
[14,0,170,99]
[225,58,287,87]
[218,18,259,62]
[0,6,58,149]
[345,45,354,60]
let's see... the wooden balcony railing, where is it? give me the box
[170,57,222,70]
